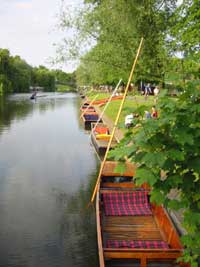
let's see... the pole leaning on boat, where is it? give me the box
[90,37,144,204]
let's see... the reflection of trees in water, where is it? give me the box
[0,95,70,134]
[0,96,34,132]
[75,97,86,131]
[57,168,100,267]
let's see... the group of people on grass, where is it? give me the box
[141,83,160,98]
[125,106,158,128]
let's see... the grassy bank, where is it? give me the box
[86,91,155,126]
[56,84,76,92]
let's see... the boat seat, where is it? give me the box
[84,114,99,120]
[106,240,169,249]
[94,127,109,134]
[102,191,152,216]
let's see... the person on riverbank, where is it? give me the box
[151,106,158,118]
[153,86,159,104]
[144,83,152,99]
[144,110,152,119]
[154,86,159,96]
[125,113,134,128]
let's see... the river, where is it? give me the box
[0,93,99,267]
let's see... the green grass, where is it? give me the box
[86,91,110,100]
[100,95,155,128]
[86,91,155,129]
[56,84,75,92]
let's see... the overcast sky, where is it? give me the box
[0,0,81,72]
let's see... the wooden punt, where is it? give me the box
[81,111,101,130]
[91,123,118,156]
[96,161,188,267]
[80,104,96,112]
[85,95,123,106]
[80,93,85,99]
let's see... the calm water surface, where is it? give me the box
[0,93,99,267]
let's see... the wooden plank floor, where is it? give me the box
[103,215,164,243]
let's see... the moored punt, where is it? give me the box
[91,123,118,157]
[80,104,96,112]
[86,95,123,106]
[96,161,188,267]
[81,111,101,130]
[80,93,86,99]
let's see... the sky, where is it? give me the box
[0,0,81,72]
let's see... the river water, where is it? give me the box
[0,93,99,267]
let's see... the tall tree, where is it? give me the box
[58,0,176,86]
[0,49,13,94]
[10,56,32,92]
[170,0,200,60]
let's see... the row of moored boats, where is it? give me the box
[79,93,188,267]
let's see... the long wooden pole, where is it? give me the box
[90,37,144,203]
[80,94,99,119]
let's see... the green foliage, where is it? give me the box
[109,83,200,265]
[0,83,3,96]
[53,69,76,87]
[0,48,76,93]
[10,56,32,92]
[58,0,177,86]
[170,0,200,60]
[31,66,55,91]
[56,84,75,92]
[0,74,12,94]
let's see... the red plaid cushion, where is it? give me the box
[106,240,169,249]
[102,192,152,216]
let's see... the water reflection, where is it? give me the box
[0,96,34,134]
[0,93,99,267]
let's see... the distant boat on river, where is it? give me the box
[30,91,37,100]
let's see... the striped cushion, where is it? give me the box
[102,192,152,216]
[106,240,169,249]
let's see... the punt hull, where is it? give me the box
[81,112,101,130]
[91,123,117,157]
[96,161,188,267]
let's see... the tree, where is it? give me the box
[53,69,76,87]
[32,66,55,91]
[170,0,200,60]
[109,84,200,266]
[0,49,13,94]
[58,0,176,86]
[9,56,32,92]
